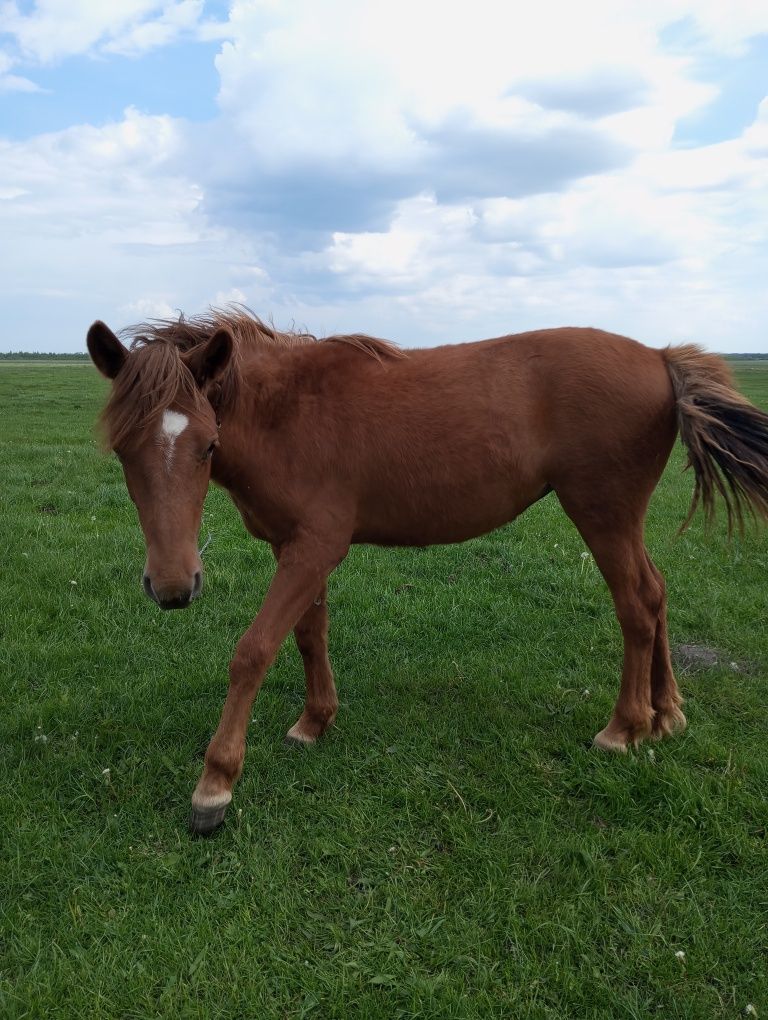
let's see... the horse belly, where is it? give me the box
[353,461,546,546]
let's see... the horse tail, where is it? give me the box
[663,344,768,534]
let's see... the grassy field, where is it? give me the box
[1,360,766,1019]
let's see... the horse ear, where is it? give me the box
[183,328,234,389]
[87,321,128,380]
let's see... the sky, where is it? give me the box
[1,1,767,353]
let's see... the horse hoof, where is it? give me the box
[284,722,317,747]
[188,801,229,837]
[592,728,629,753]
[283,733,314,748]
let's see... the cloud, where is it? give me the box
[195,0,739,243]
[314,97,768,346]
[1,0,206,63]
[0,73,42,92]
[1,0,768,351]
[118,295,178,320]
[195,3,642,241]
[0,108,230,335]
[0,49,43,92]
[419,114,629,203]
[513,68,652,118]
[103,1,204,57]
[0,106,197,240]
[666,2,768,55]
[743,96,768,156]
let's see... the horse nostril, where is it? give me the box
[192,571,203,599]
[142,574,158,602]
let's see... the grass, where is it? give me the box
[1,361,767,1019]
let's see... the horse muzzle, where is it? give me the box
[143,570,203,610]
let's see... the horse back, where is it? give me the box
[311,327,676,544]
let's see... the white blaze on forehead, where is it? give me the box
[159,410,189,468]
[161,410,189,439]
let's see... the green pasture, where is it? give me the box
[1,360,766,1018]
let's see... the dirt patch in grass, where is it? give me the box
[673,643,759,676]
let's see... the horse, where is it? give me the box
[86,309,768,835]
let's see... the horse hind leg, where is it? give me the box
[645,553,687,740]
[559,502,660,751]
[592,536,660,751]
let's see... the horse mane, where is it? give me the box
[321,332,407,363]
[101,306,405,450]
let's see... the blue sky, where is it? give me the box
[1,1,767,352]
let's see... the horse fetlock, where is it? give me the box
[202,744,244,788]
[651,704,687,739]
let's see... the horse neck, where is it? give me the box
[210,345,291,486]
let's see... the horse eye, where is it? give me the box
[205,441,216,458]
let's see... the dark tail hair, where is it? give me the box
[663,344,768,534]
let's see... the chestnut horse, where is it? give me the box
[87,310,768,835]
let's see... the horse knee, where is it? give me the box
[229,634,271,685]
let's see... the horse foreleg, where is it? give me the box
[285,582,339,746]
[189,538,347,835]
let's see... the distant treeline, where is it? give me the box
[0,352,90,360]
[1,350,766,361]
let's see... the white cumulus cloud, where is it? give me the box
[1,0,206,63]
[2,0,768,350]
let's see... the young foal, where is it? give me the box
[87,311,768,835]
